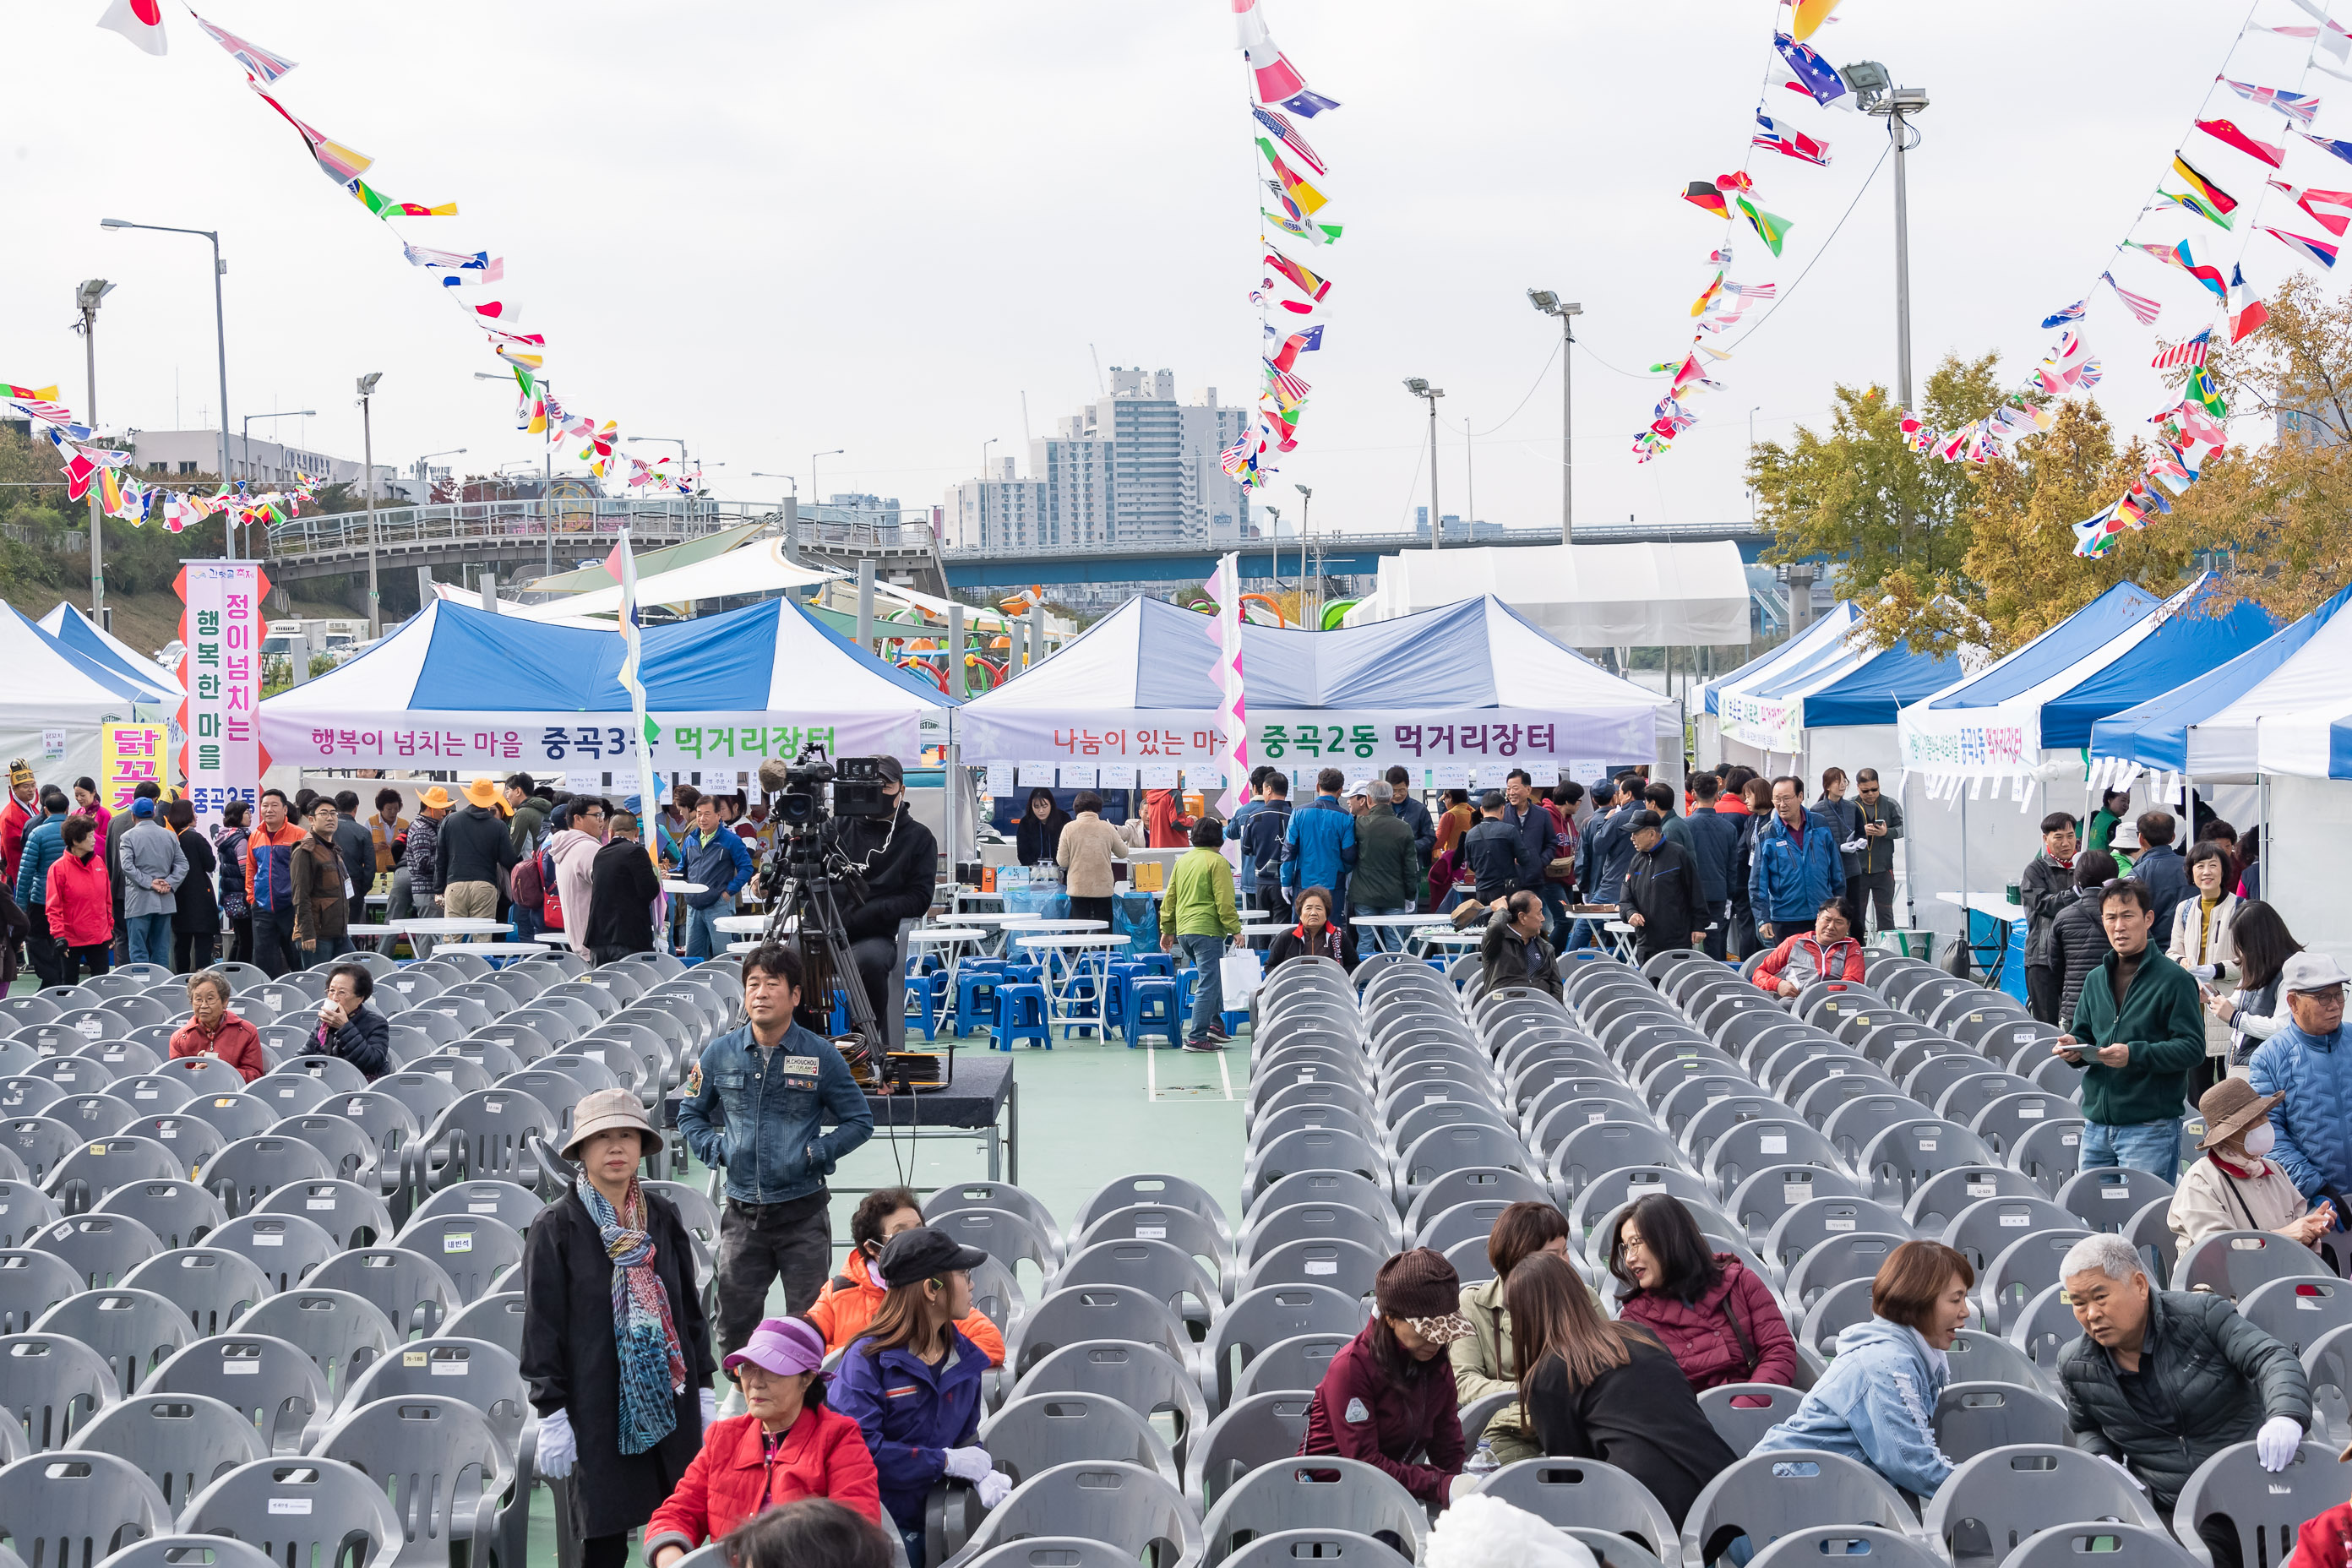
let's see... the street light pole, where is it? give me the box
[1293,483,1313,627]
[101,219,231,556]
[810,448,845,522]
[1843,65,1928,408]
[357,373,383,638]
[240,409,315,559]
[74,279,112,623]
[1527,291,1582,543]
[1403,379,1444,548]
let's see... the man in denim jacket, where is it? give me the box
[678,943,874,1376]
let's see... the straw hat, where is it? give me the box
[417,786,455,810]
[2196,1077,2285,1151]
[463,776,502,808]
[561,1086,660,1160]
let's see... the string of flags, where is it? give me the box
[7,381,315,533]
[1637,1,1851,464]
[1223,0,1338,493]
[90,3,704,501]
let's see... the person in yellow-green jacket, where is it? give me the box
[1161,816,1242,1054]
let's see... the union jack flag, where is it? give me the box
[2218,76,2320,125]
[2151,330,2210,370]
[191,10,296,82]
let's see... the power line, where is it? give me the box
[1719,139,1892,353]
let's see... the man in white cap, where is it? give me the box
[2249,950,2352,1220]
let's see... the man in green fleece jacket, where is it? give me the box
[2055,878,2205,1180]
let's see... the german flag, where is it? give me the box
[1682,180,1729,216]
[2171,154,2238,215]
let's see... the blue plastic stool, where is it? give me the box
[1123,977,1184,1049]
[902,969,949,1042]
[1062,972,1101,1039]
[1132,952,1175,979]
[1102,960,1145,1037]
[1003,961,1045,988]
[990,983,1053,1051]
[953,972,1003,1037]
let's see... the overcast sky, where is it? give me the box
[0,1,2322,543]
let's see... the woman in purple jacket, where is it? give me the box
[1609,1192,1799,1389]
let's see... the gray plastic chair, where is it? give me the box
[1243,1201,1398,1269]
[65,1391,267,1512]
[87,1533,282,1568]
[32,1212,165,1291]
[1471,1457,1683,1566]
[1195,1284,1367,1417]
[442,1293,526,1364]
[977,1391,1181,1492]
[1904,1168,2044,1237]
[383,1215,522,1306]
[0,1248,81,1336]
[32,1287,188,1396]
[1239,1237,1384,1304]
[1761,1200,1913,1283]
[1680,1449,1916,1567]
[307,1247,460,1341]
[1184,1390,1313,1513]
[328,1337,529,1456]
[90,1181,229,1252]
[1072,1173,1231,1248]
[1217,1530,1412,1568]
[1858,1121,1998,1204]
[2174,1439,2352,1568]
[1229,1332,1351,1405]
[0,1185,68,1252]
[2172,1229,2332,1301]
[1745,1526,1944,1568]
[1054,1239,1221,1333]
[2002,1286,2079,1389]
[148,1333,329,1456]
[2240,1277,2352,1360]
[1929,1382,2070,1463]
[0,1450,172,1563]
[1551,1122,1688,1201]
[956,1460,1201,1568]
[236,1289,399,1402]
[254,1180,395,1253]
[1993,1524,2199,1568]
[1978,1230,2092,1337]
[177,1455,403,1568]
[1004,1339,1209,1473]
[202,1212,336,1295]
[999,1284,1190,1386]
[2006,1119,2090,1196]
[202,1137,335,1220]
[1942,1197,2079,1273]
[1919,1442,2163,1567]
[311,1391,519,1568]
[1241,1169,1394,1233]
[1200,1455,1427,1565]
[0,1331,121,1451]
[2053,1168,2175,1233]
[1697,1384,1805,1457]
[1245,1128,1390,1201]
[1781,1234,1907,1310]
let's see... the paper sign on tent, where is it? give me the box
[983,763,1013,798]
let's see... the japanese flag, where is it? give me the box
[97,0,166,55]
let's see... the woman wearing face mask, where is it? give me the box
[803,1188,1005,1365]
[1299,1248,1469,1511]
[2168,1078,2336,1251]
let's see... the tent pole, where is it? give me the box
[1958,781,1972,980]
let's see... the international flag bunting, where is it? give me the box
[1279,90,1340,117]
[1262,361,1310,406]
[346,178,455,219]
[1,383,58,402]
[1790,0,1841,41]
[2151,329,2210,370]
[1689,273,1724,317]
[1262,244,1331,305]
[2102,270,2164,324]
[2195,117,2286,168]
[1737,196,1794,256]
[97,0,166,55]
[1772,32,1848,106]
[1256,137,1326,216]
[2218,78,2321,125]
[2155,189,2234,230]
[2260,225,2340,268]
[1753,113,1832,166]
[2040,299,2087,329]
[2299,131,2352,167]
[1234,0,1308,106]
[2228,265,2269,341]
[1681,181,1730,216]
[1250,104,1325,175]
[2170,154,2237,215]
[190,10,294,81]
[2268,179,2352,236]
[1268,325,1323,373]
[2141,240,2229,298]
[247,76,372,183]
[1261,209,1340,245]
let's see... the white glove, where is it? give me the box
[2191,963,2218,982]
[700,1388,718,1427]
[2099,1454,2147,1494]
[537,1408,577,1478]
[2257,1416,2304,1471]
[976,1471,1014,1509]
[942,1446,994,1483]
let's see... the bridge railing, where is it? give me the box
[934,518,1761,560]
[264,498,757,558]
[791,520,939,552]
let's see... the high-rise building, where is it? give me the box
[943,368,1250,551]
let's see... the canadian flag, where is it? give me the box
[97,0,166,55]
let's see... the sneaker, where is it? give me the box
[1181,1037,1227,1054]
[1201,1024,1232,1043]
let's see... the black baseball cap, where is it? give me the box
[873,755,904,786]
[875,1225,985,1288]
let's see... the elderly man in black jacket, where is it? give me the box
[2058,1231,2309,1552]
[818,756,938,1048]
[1479,890,1561,1000]
[2020,811,2082,1024]
[1620,810,1707,964]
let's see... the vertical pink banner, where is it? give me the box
[1211,552,1249,868]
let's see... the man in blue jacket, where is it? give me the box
[1282,766,1357,917]
[678,943,874,1371]
[678,795,756,961]
[1567,774,1642,950]
[12,787,70,988]
[2249,952,2352,1212]
[1750,775,1846,942]
[1229,770,1293,928]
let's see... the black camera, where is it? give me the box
[768,751,896,832]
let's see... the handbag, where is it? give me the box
[1718,1295,1761,1378]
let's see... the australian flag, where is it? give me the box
[1773,32,1848,106]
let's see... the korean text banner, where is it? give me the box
[101,721,169,812]
[957,706,1651,770]
[177,559,269,830]
[263,710,918,773]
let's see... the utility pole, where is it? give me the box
[74,279,114,625]
[1404,378,1444,548]
[1528,291,1582,542]
[1293,483,1314,628]
[357,373,383,637]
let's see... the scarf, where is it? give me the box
[577,1173,687,1454]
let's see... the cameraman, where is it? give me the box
[819,756,939,1043]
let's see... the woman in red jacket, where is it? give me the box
[167,969,267,1082]
[1299,1248,1469,1511]
[645,1316,880,1563]
[46,814,112,981]
[1608,1193,1798,1390]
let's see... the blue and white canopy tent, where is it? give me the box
[259,596,955,781]
[0,602,152,782]
[38,602,181,704]
[958,594,1676,787]
[1697,601,1864,772]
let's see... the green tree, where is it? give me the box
[1746,352,2003,656]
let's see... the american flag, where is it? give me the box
[2102,270,2164,324]
[1262,361,1311,405]
[2151,330,2210,370]
[1250,105,1325,176]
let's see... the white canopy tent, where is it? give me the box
[1696,602,1864,773]
[505,537,838,621]
[0,602,150,783]
[37,602,180,703]
[1342,540,1751,646]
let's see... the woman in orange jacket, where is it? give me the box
[805,1189,1005,1365]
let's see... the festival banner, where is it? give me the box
[177,559,269,831]
[259,710,921,774]
[958,706,1653,772]
[101,721,169,813]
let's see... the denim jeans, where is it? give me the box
[684,894,733,961]
[1565,917,1607,953]
[1354,905,1412,953]
[1537,881,1574,945]
[302,933,356,965]
[2082,1117,2182,1182]
[512,902,542,944]
[126,911,174,966]
[1179,933,1227,1040]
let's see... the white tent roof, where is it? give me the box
[1705,603,1870,754]
[506,537,838,621]
[0,602,151,781]
[37,602,179,701]
[1343,540,1751,645]
[2200,597,2352,778]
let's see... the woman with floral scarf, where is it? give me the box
[521,1088,719,1568]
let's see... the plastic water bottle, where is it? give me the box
[1465,1439,1500,1481]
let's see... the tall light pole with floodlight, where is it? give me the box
[1527,291,1583,543]
[809,449,845,524]
[238,409,314,558]
[1839,61,1929,407]
[73,279,114,621]
[1403,378,1444,549]
[1293,482,1314,626]
[101,218,233,555]
[357,373,384,637]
